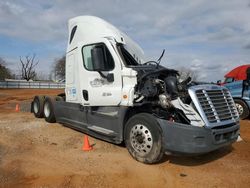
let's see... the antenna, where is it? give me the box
[157,49,165,68]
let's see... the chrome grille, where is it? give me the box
[196,89,238,123]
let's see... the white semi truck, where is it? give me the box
[32,16,240,164]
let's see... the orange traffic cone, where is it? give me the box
[82,135,93,151]
[15,103,20,112]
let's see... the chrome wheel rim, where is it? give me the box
[235,103,243,116]
[130,124,153,156]
[44,102,50,118]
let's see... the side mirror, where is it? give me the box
[91,46,106,71]
[90,45,114,82]
[217,80,221,85]
[247,67,250,81]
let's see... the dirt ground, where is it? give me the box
[0,89,249,188]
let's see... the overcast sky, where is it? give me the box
[0,0,250,81]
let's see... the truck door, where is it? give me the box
[79,38,122,106]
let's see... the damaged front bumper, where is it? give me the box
[157,118,240,155]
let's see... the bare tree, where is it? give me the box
[53,55,65,81]
[19,54,39,81]
[0,57,12,80]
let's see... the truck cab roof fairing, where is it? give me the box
[67,15,145,63]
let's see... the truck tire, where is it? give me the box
[33,96,45,118]
[234,99,249,119]
[125,113,164,164]
[44,97,56,123]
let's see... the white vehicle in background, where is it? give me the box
[32,16,240,164]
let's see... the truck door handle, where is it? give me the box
[82,90,89,101]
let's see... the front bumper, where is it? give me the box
[157,118,240,155]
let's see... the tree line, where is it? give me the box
[0,57,12,80]
[0,54,65,81]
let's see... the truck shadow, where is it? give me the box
[160,146,233,166]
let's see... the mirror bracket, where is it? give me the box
[98,71,114,82]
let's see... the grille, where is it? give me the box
[195,89,238,123]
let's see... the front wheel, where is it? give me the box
[234,99,249,119]
[125,113,164,164]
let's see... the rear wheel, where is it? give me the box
[33,96,45,118]
[234,99,249,119]
[125,113,164,164]
[44,97,56,123]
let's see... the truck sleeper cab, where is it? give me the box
[32,16,240,164]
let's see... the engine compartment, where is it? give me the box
[133,65,200,125]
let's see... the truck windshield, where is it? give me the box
[117,44,139,66]
[224,77,234,83]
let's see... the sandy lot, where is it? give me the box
[0,89,250,188]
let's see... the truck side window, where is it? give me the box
[82,43,115,71]
[117,44,138,66]
[69,26,77,44]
